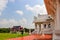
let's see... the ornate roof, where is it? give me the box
[33,14,53,23]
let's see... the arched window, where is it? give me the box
[48,24,51,28]
[44,24,46,28]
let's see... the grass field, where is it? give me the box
[0,33,29,40]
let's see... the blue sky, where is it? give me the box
[0,0,47,28]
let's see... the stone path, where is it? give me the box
[7,34,52,40]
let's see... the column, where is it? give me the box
[35,23,39,34]
[35,23,37,31]
[53,0,60,40]
[55,0,60,30]
[29,29,31,34]
[46,24,48,29]
[37,24,40,34]
[41,24,44,33]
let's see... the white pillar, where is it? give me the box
[53,0,60,40]
[41,24,44,29]
[46,24,48,29]
[37,24,40,34]
[41,24,44,33]
[29,29,31,34]
[35,24,37,31]
[55,1,60,30]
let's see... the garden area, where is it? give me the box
[0,33,29,40]
[0,27,34,40]
[0,28,31,40]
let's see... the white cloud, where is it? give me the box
[25,5,33,11]
[27,23,35,29]
[9,0,15,3]
[0,18,35,29]
[0,19,18,28]
[25,4,47,16]
[0,18,28,28]
[0,0,8,16]
[19,18,28,28]
[16,10,23,15]
[21,18,27,24]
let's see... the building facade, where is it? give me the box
[10,26,23,33]
[33,14,54,35]
[44,0,60,40]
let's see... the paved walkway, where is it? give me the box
[8,34,52,40]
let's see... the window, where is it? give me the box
[48,24,51,28]
[44,24,46,28]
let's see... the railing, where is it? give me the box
[32,28,53,34]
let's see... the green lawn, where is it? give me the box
[0,33,29,40]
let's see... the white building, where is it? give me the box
[32,14,54,35]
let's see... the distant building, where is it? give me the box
[10,26,23,33]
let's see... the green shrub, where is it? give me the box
[0,28,10,33]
